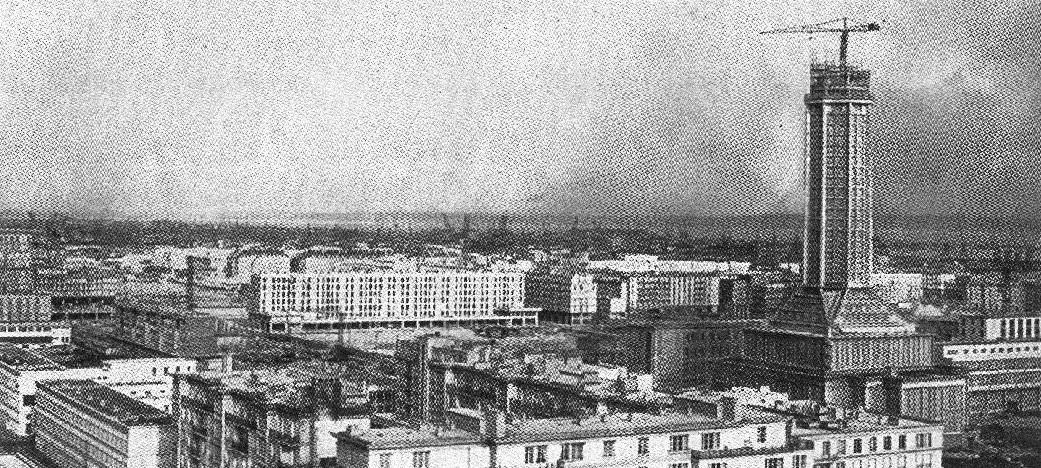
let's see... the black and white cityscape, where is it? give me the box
[1,2,1039,467]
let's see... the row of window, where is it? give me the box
[946,345,1041,356]
[821,433,933,457]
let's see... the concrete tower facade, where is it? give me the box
[802,63,874,290]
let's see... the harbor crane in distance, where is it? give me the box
[760,17,881,66]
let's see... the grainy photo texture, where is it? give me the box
[0,1,1038,467]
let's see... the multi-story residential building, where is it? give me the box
[0,345,197,435]
[677,387,945,468]
[591,270,745,321]
[525,263,597,325]
[33,379,175,468]
[0,322,70,349]
[174,363,371,468]
[0,294,52,322]
[792,412,943,468]
[936,338,1041,419]
[578,320,754,391]
[35,266,123,308]
[0,345,98,435]
[0,229,62,294]
[114,297,222,358]
[337,406,798,468]
[395,335,662,426]
[248,272,537,334]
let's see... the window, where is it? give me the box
[670,434,690,452]
[638,437,649,456]
[837,440,847,455]
[561,442,584,461]
[915,433,932,448]
[822,440,831,457]
[603,440,615,457]
[898,435,907,449]
[524,445,547,464]
[853,438,862,454]
[710,464,728,468]
[701,432,721,450]
[792,455,807,468]
[765,458,784,468]
[379,453,392,468]
[411,451,430,468]
[669,464,690,468]
[869,437,878,452]
[883,436,892,450]
[757,426,768,443]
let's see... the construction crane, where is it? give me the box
[760,17,880,66]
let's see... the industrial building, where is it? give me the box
[33,379,175,468]
[248,272,537,333]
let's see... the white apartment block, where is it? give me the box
[33,379,174,468]
[0,346,195,435]
[337,399,944,468]
[795,415,943,468]
[338,408,797,468]
[0,322,70,349]
[250,272,535,333]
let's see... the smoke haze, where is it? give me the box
[1,0,1038,219]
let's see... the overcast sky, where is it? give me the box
[1,0,1038,219]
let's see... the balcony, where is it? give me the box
[692,441,815,460]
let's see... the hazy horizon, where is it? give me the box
[2,1,1039,219]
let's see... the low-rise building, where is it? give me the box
[33,379,175,468]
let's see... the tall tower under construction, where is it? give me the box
[726,20,937,403]
[802,63,874,290]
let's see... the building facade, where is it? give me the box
[174,366,371,468]
[249,272,536,333]
[33,379,174,468]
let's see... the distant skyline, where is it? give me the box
[2,0,1039,219]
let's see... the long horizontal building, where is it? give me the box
[248,272,537,333]
[34,379,174,468]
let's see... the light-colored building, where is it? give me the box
[33,379,175,468]
[0,345,196,435]
[337,407,797,468]
[0,322,70,349]
[0,294,52,322]
[793,412,943,468]
[249,272,536,333]
[174,364,371,468]
[225,248,291,285]
[871,273,924,304]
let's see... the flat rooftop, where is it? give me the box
[341,410,787,450]
[185,360,365,411]
[36,379,172,427]
[499,410,785,444]
[789,412,940,437]
[0,346,63,372]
